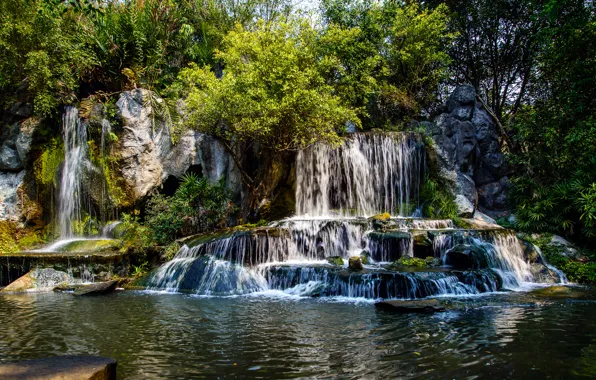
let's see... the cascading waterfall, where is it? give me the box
[147,131,566,299]
[296,133,424,217]
[58,107,88,238]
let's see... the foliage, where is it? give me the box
[525,234,596,284]
[120,211,152,249]
[178,19,359,191]
[419,177,458,219]
[509,0,596,243]
[0,0,95,116]
[33,138,64,186]
[320,1,453,126]
[422,0,543,122]
[145,174,235,245]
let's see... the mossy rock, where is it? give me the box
[371,212,391,221]
[412,230,432,246]
[348,256,363,271]
[529,286,586,299]
[0,221,19,253]
[56,239,121,253]
[326,256,344,266]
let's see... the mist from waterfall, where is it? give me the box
[296,133,424,217]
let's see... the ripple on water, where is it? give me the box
[0,291,596,379]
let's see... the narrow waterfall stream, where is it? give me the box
[58,106,88,238]
[148,132,566,299]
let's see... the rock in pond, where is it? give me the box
[375,299,446,313]
[0,355,116,380]
[348,256,363,271]
[59,280,119,296]
[529,286,586,299]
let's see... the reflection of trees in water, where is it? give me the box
[575,343,596,377]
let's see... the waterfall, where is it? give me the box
[58,107,88,238]
[147,131,566,299]
[296,133,423,217]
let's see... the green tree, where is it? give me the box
[320,0,453,127]
[510,0,596,241]
[178,19,359,194]
[0,0,95,116]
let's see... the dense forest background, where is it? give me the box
[1,0,595,245]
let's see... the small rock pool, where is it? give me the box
[1,289,596,379]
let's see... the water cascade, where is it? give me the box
[296,133,424,217]
[148,132,566,299]
[58,107,88,238]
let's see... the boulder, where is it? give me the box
[426,85,510,216]
[2,269,71,293]
[348,256,363,271]
[73,280,118,296]
[454,195,474,218]
[477,177,510,211]
[0,355,116,380]
[445,244,488,269]
[375,299,446,313]
[447,85,476,111]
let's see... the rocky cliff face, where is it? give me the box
[419,85,510,219]
[0,105,37,222]
[111,89,243,206]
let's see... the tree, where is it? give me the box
[422,0,544,124]
[320,0,453,127]
[510,0,596,240]
[178,19,359,197]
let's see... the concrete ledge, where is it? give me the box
[0,355,116,380]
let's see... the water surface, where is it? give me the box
[1,291,596,379]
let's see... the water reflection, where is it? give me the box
[0,292,596,379]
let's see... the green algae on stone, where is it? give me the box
[326,256,344,266]
[57,239,121,253]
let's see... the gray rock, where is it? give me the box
[427,86,510,215]
[112,89,244,203]
[456,173,478,208]
[73,280,118,296]
[15,121,35,165]
[451,105,474,121]
[477,177,510,211]
[551,235,574,247]
[0,145,21,170]
[455,194,475,217]
[447,85,476,112]
[0,170,25,220]
[2,269,71,293]
[0,355,116,380]
[375,299,446,313]
[473,210,497,225]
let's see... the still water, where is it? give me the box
[0,290,595,379]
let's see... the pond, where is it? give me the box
[1,290,595,379]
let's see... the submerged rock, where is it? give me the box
[326,256,344,266]
[375,299,446,313]
[73,280,118,296]
[529,286,586,299]
[348,256,363,271]
[0,355,116,380]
